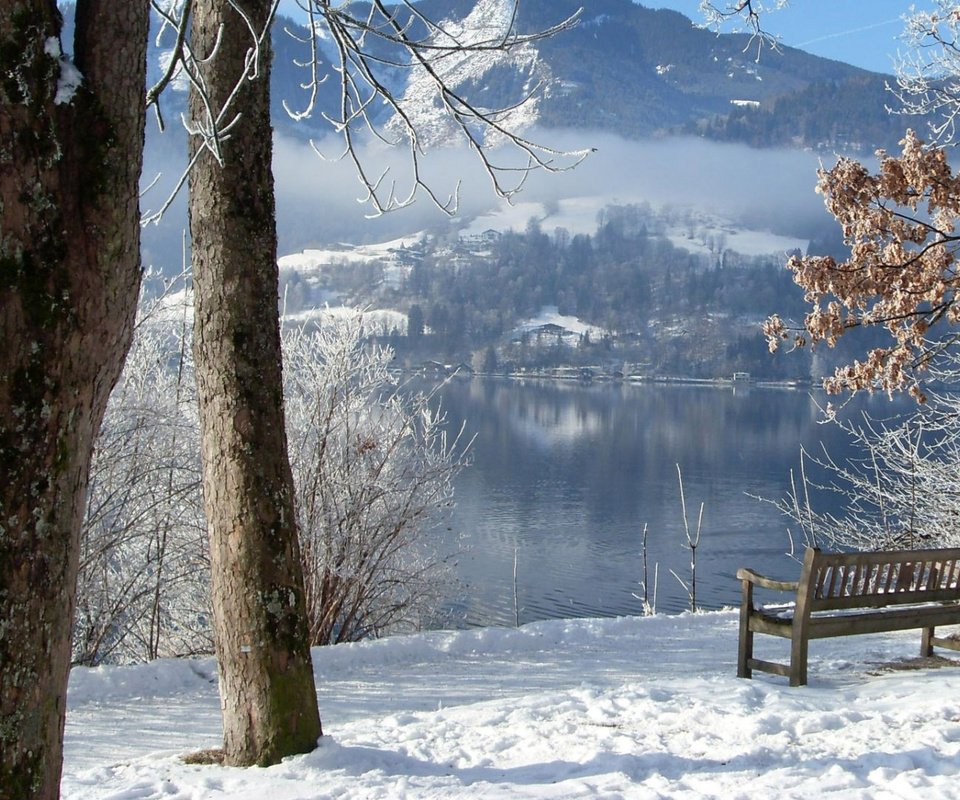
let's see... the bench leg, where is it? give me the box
[738,580,754,679]
[922,626,935,657]
[738,627,753,679]
[790,635,808,687]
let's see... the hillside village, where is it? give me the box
[276,199,837,383]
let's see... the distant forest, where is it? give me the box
[283,203,877,382]
[688,77,917,154]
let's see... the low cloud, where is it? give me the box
[273,127,837,247]
[516,130,833,237]
[142,124,839,271]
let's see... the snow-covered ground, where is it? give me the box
[663,226,807,261]
[63,610,960,799]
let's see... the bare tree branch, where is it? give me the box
[143,0,281,224]
[697,0,788,60]
[143,1,591,223]
[284,0,592,216]
[892,1,960,145]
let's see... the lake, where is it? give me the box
[429,378,908,627]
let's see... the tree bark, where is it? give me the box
[188,0,322,766]
[0,1,148,798]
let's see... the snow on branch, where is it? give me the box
[284,0,592,216]
[141,0,590,223]
[892,0,960,145]
[142,0,280,224]
[762,371,960,555]
[697,0,788,60]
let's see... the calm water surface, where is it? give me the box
[429,378,908,627]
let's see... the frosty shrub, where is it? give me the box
[75,298,208,666]
[77,305,469,662]
[283,315,470,645]
[772,366,960,553]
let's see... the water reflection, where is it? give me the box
[427,378,907,627]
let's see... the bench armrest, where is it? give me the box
[737,567,799,593]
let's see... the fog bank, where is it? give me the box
[141,126,839,272]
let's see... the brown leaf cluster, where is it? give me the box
[764,130,960,400]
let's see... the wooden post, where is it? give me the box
[789,548,818,687]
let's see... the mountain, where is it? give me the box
[129,0,916,154]
[262,0,917,153]
[482,0,905,148]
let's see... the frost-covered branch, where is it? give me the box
[76,285,207,666]
[766,376,960,553]
[285,0,592,216]
[146,0,193,131]
[697,0,788,60]
[143,0,590,222]
[78,303,474,662]
[142,0,280,223]
[892,0,960,145]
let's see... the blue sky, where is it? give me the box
[276,1,929,75]
[643,1,927,74]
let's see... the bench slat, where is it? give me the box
[853,561,867,595]
[882,561,896,594]
[809,586,960,611]
[814,566,827,597]
[817,547,960,565]
[827,564,840,598]
[870,562,883,594]
[808,604,960,639]
[748,613,794,638]
[929,634,960,652]
[943,560,957,587]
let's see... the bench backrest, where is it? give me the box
[800,547,960,612]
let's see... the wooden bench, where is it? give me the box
[737,546,960,686]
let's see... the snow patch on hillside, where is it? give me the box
[460,195,808,257]
[665,225,808,260]
[284,305,408,336]
[388,0,545,146]
[517,305,606,339]
[278,234,424,276]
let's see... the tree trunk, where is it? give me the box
[0,2,148,798]
[188,0,323,766]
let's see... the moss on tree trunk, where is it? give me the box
[188,0,322,766]
[0,2,149,798]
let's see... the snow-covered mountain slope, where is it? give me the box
[386,0,547,146]
[122,0,914,152]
